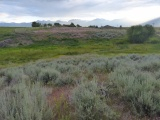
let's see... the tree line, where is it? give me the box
[32,21,100,28]
[31,21,82,27]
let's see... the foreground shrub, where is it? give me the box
[71,80,117,120]
[0,80,53,120]
[127,25,155,43]
[109,66,160,116]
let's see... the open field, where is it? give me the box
[0,27,160,68]
[1,26,160,120]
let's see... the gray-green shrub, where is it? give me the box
[38,68,60,84]
[109,65,160,116]
[71,80,117,120]
[1,68,26,85]
[0,80,53,120]
[23,65,41,81]
[55,74,74,86]
[2,54,160,118]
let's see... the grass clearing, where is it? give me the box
[1,39,160,68]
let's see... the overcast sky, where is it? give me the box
[0,0,160,23]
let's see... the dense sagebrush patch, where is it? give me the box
[1,54,160,119]
[0,55,114,86]
[0,80,53,120]
[109,55,160,116]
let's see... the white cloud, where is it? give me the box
[0,0,159,23]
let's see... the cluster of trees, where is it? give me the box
[88,25,98,28]
[43,23,52,27]
[31,20,127,29]
[127,24,155,43]
[32,22,81,28]
[31,22,41,27]
[32,22,53,27]
[63,23,81,27]
[57,22,82,27]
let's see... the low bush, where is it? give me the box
[38,68,60,84]
[0,80,53,120]
[23,65,41,81]
[1,68,26,85]
[71,80,117,120]
[109,65,160,116]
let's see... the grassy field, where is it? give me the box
[0,27,160,68]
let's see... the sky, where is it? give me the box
[0,0,160,23]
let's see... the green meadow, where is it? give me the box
[0,27,160,68]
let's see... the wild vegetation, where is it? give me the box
[1,54,160,119]
[0,26,160,68]
[0,26,160,119]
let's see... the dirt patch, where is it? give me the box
[47,85,74,103]
[0,39,13,47]
[0,34,33,47]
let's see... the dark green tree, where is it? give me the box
[88,25,98,28]
[120,25,122,29]
[43,23,47,27]
[69,22,76,27]
[127,25,155,43]
[32,22,41,27]
[48,23,52,27]
[144,24,155,37]
[54,23,61,27]
[76,24,81,27]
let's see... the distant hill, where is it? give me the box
[0,18,137,27]
[142,17,160,27]
[61,18,134,27]
[0,22,31,27]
